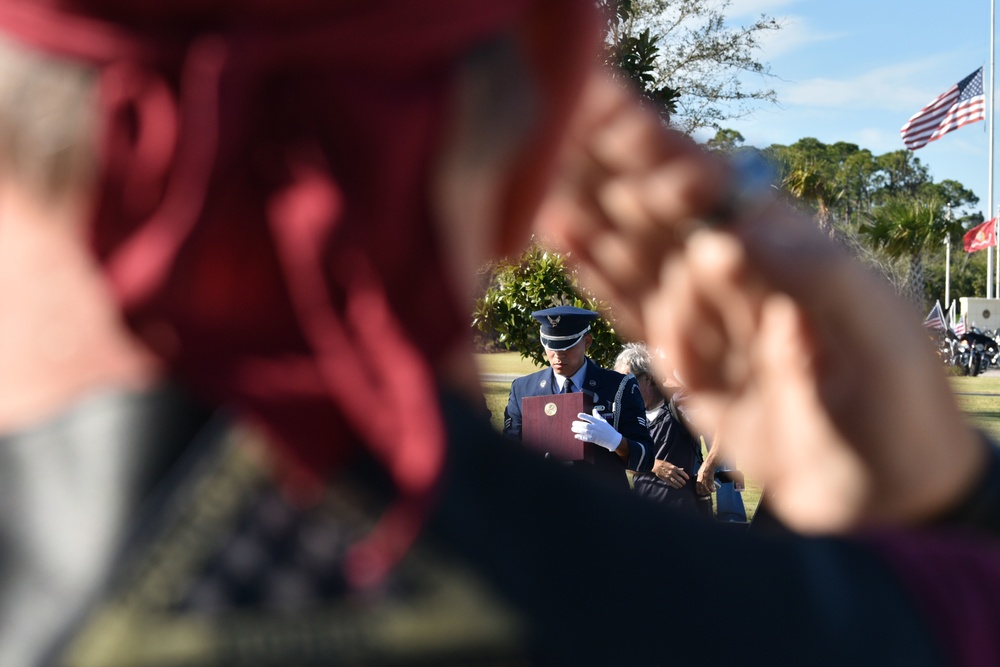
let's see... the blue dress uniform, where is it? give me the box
[503,307,654,486]
[504,358,654,481]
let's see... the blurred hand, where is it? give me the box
[536,68,986,534]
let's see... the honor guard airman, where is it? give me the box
[503,307,654,486]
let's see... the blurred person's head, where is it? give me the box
[0,34,96,209]
[0,0,600,583]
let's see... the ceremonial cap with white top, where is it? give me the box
[531,306,599,351]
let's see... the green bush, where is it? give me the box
[473,242,626,369]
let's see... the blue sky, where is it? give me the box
[705,0,997,218]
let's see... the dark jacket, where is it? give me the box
[632,397,706,514]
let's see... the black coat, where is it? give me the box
[631,398,707,515]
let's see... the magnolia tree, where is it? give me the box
[472,243,624,369]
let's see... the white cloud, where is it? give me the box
[849,128,901,154]
[777,57,971,113]
[721,6,846,63]
[754,14,844,60]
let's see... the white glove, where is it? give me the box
[571,408,623,452]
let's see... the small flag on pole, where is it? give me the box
[948,300,967,334]
[924,301,946,330]
[963,217,998,253]
[900,68,986,150]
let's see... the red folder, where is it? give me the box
[521,393,596,462]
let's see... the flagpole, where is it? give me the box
[990,0,996,298]
[946,204,952,307]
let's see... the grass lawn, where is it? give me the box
[478,353,1000,523]
[476,351,540,375]
[950,376,1000,441]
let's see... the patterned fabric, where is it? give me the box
[55,421,527,666]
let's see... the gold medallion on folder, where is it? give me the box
[521,393,596,462]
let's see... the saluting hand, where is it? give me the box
[537,68,985,533]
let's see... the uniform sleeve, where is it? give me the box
[617,377,655,472]
[503,381,522,440]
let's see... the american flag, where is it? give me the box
[923,301,946,330]
[947,301,966,335]
[900,68,986,150]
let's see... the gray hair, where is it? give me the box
[0,34,97,203]
[614,342,653,379]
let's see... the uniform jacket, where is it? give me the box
[503,358,653,475]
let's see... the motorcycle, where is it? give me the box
[933,328,969,373]
[959,330,996,377]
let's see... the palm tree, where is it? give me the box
[783,163,840,233]
[860,196,957,307]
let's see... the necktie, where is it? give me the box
[563,379,575,394]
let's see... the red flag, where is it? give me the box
[963,218,997,253]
